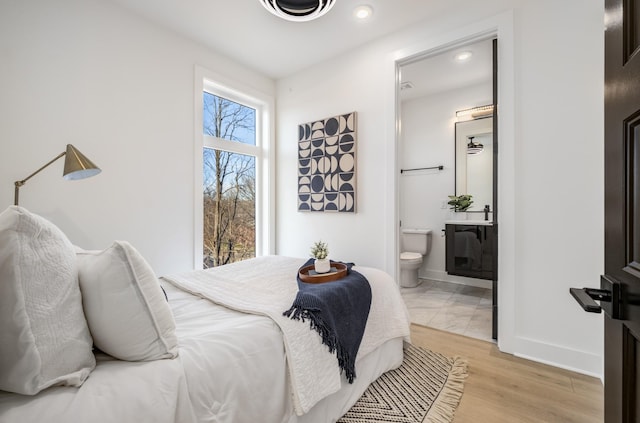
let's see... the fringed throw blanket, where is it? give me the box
[283,259,372,383]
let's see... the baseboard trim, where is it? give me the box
[420,269,492,289]
[514,336,602,379]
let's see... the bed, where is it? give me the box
[0,206,410,423]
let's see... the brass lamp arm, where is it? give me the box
[14,152,66,205]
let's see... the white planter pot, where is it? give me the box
[314,258,331,273]
[451,211,467,220]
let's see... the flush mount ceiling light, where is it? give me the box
[259,0,336,22]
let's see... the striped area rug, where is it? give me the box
[338,343,468,423]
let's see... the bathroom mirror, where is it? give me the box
[455,116,493,212]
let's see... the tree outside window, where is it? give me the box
[203,92,257,268]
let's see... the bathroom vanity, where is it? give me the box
[445,220,494,280]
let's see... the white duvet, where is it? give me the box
[0,351,196,423]
[162,255,411,416]
[0,256,410,423]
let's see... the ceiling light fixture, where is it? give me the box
[456,104,494,119]
[259,0,336,22]
[400,81,414,90]
[353,5,373,20]
[454,51,473,62]
[467,136,484,155]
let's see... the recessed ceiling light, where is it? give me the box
[454,51,473,62]
[353,5,373,20]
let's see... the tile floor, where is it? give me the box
[400,279,494,342]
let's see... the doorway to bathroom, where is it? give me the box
[397,36,497,343]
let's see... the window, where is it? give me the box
[195,68,274,269]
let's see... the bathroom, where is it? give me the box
[398,37,496,342]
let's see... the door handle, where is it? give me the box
[570,288,610,313]
[569,275,621,319]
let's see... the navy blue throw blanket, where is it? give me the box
[283,259,372,383]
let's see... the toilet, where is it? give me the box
[400,228,432,288]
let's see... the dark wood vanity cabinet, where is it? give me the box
[445,224,495,280]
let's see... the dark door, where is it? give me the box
[605,0,640,420]
[571,0,640,423]
[573,0,640,421]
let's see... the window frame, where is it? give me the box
[194,66,275,269]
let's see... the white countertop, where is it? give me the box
[445,220,493,226]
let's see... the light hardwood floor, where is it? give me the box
[410,324,604,423]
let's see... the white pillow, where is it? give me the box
[76,241,178,361]
[0,206,95,395]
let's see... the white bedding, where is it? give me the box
[165,281,405,423]
[0,256,410,423]
[162,255,411,416]
[0,351,196,423]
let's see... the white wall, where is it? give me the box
[510,0,604,374]
[276,0,605,377]
[400,82,492,288]
[0,0,275,276]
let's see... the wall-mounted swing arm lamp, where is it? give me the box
[14,144,101,206]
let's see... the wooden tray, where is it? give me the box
[298,262,348,284]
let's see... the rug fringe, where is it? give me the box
[423,356,468,423]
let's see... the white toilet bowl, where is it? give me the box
[400,252,423,287]
[399,228,432,288]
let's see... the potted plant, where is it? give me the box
[448,194,473,218]
[310,240,330,273]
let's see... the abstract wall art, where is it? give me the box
[298,112,356,212]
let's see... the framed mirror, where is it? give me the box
[455,116,493,212]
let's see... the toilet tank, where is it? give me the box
[401,228,432,255]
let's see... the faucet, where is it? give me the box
[484,204,490,221]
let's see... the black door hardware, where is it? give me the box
[570,288,610,313]
[570,275,621,319]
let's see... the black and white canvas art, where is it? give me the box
[298,112,356,212]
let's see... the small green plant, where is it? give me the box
[448,194,473,212]
[310,240,329,260]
